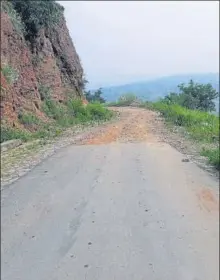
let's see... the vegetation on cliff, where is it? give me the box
[1,0,25,34]
[1,0,113,144]
[2,0,64,38]
[1,98,113,143]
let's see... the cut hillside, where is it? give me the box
[1,0,85,131]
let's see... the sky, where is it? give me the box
[58,1,219,89]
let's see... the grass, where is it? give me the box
[42,99,113,126]
[18,112,41,126]
[141,100,219,170]
[201,148,220,169]
[152,102,219,142]
[1,98,114,144]
[1,126,31,143]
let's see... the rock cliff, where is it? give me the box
[1,0,85,127]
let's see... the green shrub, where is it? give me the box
[11,0,64,39]
[152,102,219,142]
[163,80,219,112]
[1,64,19,84]
[149,101,219,169]
[42,97,113,127]
[65,99,113,123]
[87,102,113,121]
[42,99,67,121]
[32,129,50,139]
[66,99,85,116]
[201,148,220,169]
[38,84,52,101]
[18,112,41,126]
[1,125,31,143]
[1,94,113,143]
[2,1,25,34]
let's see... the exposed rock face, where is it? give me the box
[1,11,40,124]
[1,2,84,126]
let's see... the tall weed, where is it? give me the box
[1,96,113,143]
[150,101,219,169]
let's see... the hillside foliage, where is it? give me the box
[4,0,64,40]
[163,80,219,112]
[1,98,113,143]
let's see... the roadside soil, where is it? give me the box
[1,107,218,188]
[75,106,219,178]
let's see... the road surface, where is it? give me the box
[1,108,219,280]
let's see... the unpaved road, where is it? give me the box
[1,108,219,280]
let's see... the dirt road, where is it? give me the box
[1,107,219,280]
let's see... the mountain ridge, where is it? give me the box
[95,73,219,103]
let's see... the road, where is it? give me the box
[1,108,219,280]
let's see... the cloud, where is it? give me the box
[58,1,219,88]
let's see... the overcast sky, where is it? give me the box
[58,1,219,89]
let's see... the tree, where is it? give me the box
[163,80,219,112]
[84,88,106,103]
[11,0,64,39]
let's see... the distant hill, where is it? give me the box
[97,73,219,107]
